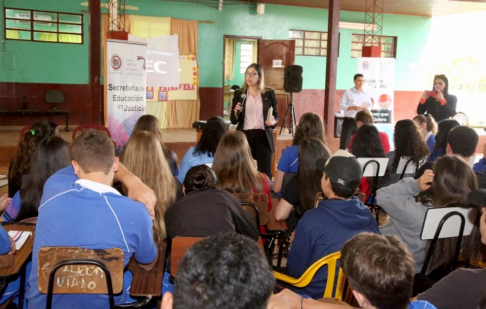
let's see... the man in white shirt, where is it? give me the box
[339,73,373,149]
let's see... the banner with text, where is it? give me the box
[107,39,147,148]
[146,35,180,88]
[357,58,395,124]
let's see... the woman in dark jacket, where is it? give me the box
[231,63,279,178]
[417,74,457,122]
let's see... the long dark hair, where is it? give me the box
[416,155,478,272]
[17,136,70,221]
[296,138,331,215]
[392,120,429,171]
[10,119,58,191]
[432,119,459,154]
[194,117,228,157]
[292,113,327,146]
[351,124,386,191]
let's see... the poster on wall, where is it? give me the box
[357,58,395,124]
[106,39,147,148]
[167,55,198,100]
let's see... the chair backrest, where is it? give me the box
[357,157,389,177]
[38,247,124,295]
[420,207,478,274]
[273,251,347,299]
[397,156,426,180]
[240,202,260,230]
[72,124,112,141]
[45,90,64,104]
[170,237,204,277]
[232,193,268,225]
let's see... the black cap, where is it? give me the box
[316,150,362,192]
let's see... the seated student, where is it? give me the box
[425,119,459,163]
[350,124,386,202]
[8,119,58,197]
[385,119,429,185]
[273,112,330,193]
[414,114,438,153]
[130,114,179,176]
[269,233,436,309]
[165,165,259,241]
[213,131,272,214]
[275,137,330,233]
[377,155,477,274]
[415,188,486,309]
[474,141,486,173]
[415,126,485,189]
[347,110,390,153]
[121,131,182,242]
[286,150,379,299]
[1,136,71,222]
[0,222,20,305]
[27,130,158,308]
[161,233,274,309]
[178,116,228,183]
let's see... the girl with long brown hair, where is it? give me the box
[413,114,438,153]
[213,131,272,212]
[377,155,477,274]
[273,112,330,193]
[120,131,179,242]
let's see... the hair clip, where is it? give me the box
[30,130,35,136]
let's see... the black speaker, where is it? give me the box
[284,65,303,93]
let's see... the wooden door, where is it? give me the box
[258,40,295,127]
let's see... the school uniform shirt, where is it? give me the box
[1,191,21,222]
[474,158,486,173]
[27,166,157,309]
[177,146,215,183]
[286,197,379,299]
[424,131,436,153]
[0,225,21,305]
[339,88,372,118]
[277,145,299,173]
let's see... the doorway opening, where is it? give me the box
[222,35,260,121]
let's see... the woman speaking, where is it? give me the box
[417,74,457,122]
[231,63,279,178]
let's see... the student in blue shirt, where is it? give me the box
[0,215,19,305]
[178,116,228,183]
[27,130,158,309]
[474,142,486,173]
[414,114,438,154]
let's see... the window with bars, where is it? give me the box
[289,29,338,57]
[239,43,253,73]
[351,34,397,58]
[4,8,83,44]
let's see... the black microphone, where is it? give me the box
[236,93,247,118]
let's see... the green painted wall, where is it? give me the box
[1,0,431,90]
[1,0,89,84]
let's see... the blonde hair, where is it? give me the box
[132,115,175,170]
[241,63,266,94]
[121,131,176,242]
[213,131,264,193]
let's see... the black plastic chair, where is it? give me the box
[45,90,64,110]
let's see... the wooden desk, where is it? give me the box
[267,201,287,231]
[0,223,35,309]
[0,224,35,277]
[317,297,356,307]
[0,110,70,132]
[128,240,167,297]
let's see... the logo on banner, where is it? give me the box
[362,61,370,69]
[111,55,122,70]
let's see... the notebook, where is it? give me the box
[8,230,32,250]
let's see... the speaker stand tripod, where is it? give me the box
[280,93,297,136]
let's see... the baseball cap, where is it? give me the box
[316,150,362,192]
